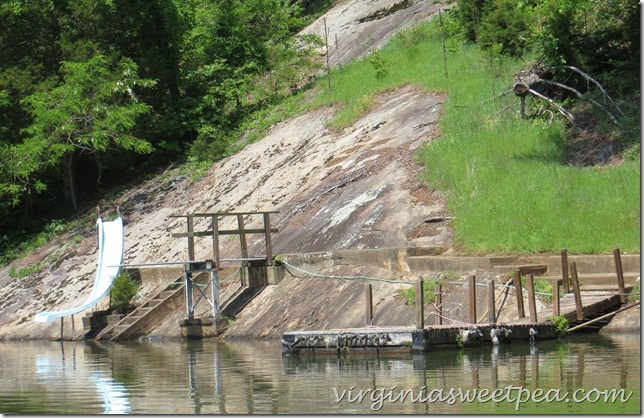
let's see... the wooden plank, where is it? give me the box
[173,228,278,238]
[171,211,279,217]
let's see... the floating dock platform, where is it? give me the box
[281,322,555,355]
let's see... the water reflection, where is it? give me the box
[0,333,639,414]
[33,342,131,414]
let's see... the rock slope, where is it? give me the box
[0,0,455,340]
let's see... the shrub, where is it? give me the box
[111,272,138,313]
[548,315,569,338]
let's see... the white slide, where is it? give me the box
[34,217,124,323]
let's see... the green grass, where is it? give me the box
[306,19,640,254]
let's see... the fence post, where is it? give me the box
[416,278,424,329]
[613,248,626,304]
[561,249,570,294]
[514,269,525,319]
[487,279,496,325]
[570,261,584,321]
[552,279,560,317]
[264,213,274,266]
[525,274,538,322]
[365,283,373,326]
[435,283,443,325]
[468,275,477,324]
[236,214,248,264]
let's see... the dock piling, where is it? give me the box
[434,284,442,325]
[487,280,496,325]
[416,278,424,329]
[613,248,626,304]
[468,275,477,324]
[561,249,570,294]
[513,269,525,319]
[365,283,373,326]
[570,261,584,320]
[525,274,538,322]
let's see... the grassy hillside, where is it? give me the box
[305,21,640,254]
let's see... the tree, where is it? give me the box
[13,55,155,210]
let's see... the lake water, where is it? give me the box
[0,333,639,414]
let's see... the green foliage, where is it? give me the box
[455,333,464,349]
[401,278,442,306]
[369,50,390,81]
[548,315,569,338]
[309,16,639,254]
[8,55,155,211]
[477,0,537,57]
[629,281,640,303]
[537,0,639,92]
[111,272,139,313]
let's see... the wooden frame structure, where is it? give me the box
[170,211,279,320]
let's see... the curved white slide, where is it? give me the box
[34,217,124,323]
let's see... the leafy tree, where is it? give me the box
[12,55,155,210]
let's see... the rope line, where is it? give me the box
[281,260,415,285]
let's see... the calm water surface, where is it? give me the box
[0,333,639,414]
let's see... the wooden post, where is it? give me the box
[60,317,64,341]
[71,314,75,341]
[237,214,248,264]
[552,279,560,317]
[264,213,273,265]
[561,249,570,294]
[416,278,424,329]
[613,248,626,304]
[211,215,220,264]
[487,279,496,325]
[570,261,584,321]
[187,215,195,261]
[525,274,538,322]
[365,283,373,326]
[434,284,442,325]
[513,269,525,319]
[468,275,477,324]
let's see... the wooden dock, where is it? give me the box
[281,322,555,354]
[282,249,635,355]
